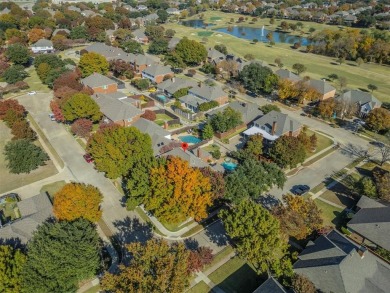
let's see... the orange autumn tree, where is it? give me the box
[53,183,103,222]
[144,156,212,223]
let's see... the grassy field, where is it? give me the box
[208,256,263,293]
[314,199,344,228]
[165,11,390,103]
[0,122,58,194]
[187,281,210,293]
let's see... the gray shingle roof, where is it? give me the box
[275,69,302,82]
[207,48,226,62]
[31,39,53,48]
[337,90,382,109]
[252,277,287,293]
[142,64,173,77]
[180,94,205,109]
[0,193,53,244]
[189,85,226,101]
[207,101,263,124]
[157,77,197,95]
[94,93,142,122]
[356,195,387,210]
[253,110,301,137]
[132,28,147,39]
[162,148,208,168]
[81,73,117,88]
[348,206,390,250]
[294,230,390,293]
[168,37,181,50]
[307,79,336,95]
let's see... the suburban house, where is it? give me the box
[30,39,54,54]
[179,84,228,113]
[81,73,118,94]
[252,277,287,293]
[143,13,159,25]
[207,48,226,65]
[336,90,382,117]
[275,69,302,83]
[52,28,70,36]
[243,110,302,142]
[157,77,197,98]
[131,118,172,155]
[307,79,336,101]
[293,230,390,293]
[142,64,174,84]
[0,193,52,244]
[132,28,149,44]
[206,101,263,125]
[347,195,390,251]
[93,92,143,127]
[160,148,208,168]
[166,7,180,15]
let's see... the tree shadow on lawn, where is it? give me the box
[184,238,199,250]
[204,220,229,247]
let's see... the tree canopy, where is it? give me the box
[366,108,390,132]
[225,159,286,204]
[2,65,29,84]
[120,39,144,54]
[220,200,292,276]
[0,245,26,293]
[78,52,109,77]
[87,125,153,179]
[144,156,213,223]
[175,37,207,66]
[53,183,103,222]
[22,219,100,293]
[5,43,30,65]
[101,239,190,293]
[269,136,306,169]
[239,63,278,94]
[61,93,102,122]
[210,107,242,133]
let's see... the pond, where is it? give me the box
[214,26,310,46]
[181,19,215,28]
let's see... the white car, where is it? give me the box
[28,91,36,95]
[49,113,56,121]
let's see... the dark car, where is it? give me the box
[291,185,310,196]
[83,154,93,163]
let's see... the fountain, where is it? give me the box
[261,25,265,39]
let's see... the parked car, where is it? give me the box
[83,154,93,163]
[48,113,56,121]
[28,91,36,95]
[291,185,310,196]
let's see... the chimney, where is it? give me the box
[357,246,367,259]
[197,147,202,158]
[289,120,293,137]
[271,121,277,135]
[163,121,168,129]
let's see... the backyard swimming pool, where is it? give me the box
[179,135,202,144]
[222,161,238,171]
[156,94,168,103]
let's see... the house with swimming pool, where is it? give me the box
[142,64,174,84]
[179,84,229,112]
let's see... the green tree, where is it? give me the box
[120,39,144,54]
[87,125,153,179]
[270,136,306,169]
[2,65,29,84]
[202,123,214,140]
[5,43,30,65]
[366,108,390,132]
[70,25,88,39]
[239,63,278,94]
[260,104,281,114]
[292,63,306,75]
[145,25,165,40]
[172,87,188,99]
[357,177,377,198]
[78,52,109,77]
[210,107,242,133]
[164,51,186,69]
[0,245,26,293]
[61,93,102,122]
[102,239,190,293]
[132,78,150,91]
[11,119,37,141]
[148,38,168,55]
[214,44,228,55]
[367,84,378,93]
[225,159,286,204]
[175,37,207,66]
[34,54,64,70]
[4,139,48,174]
[22,219,100,293]
[292,273,317,293]
[219,200,291,275]
[157,9,169,23]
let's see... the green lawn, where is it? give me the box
[320,183,356,209]
[82,285,101,293]
[0,122,58,194]
[160,219,196,232]
[198,31,214,37]
[204,144,220,153]
[24,67,50,93]
[204,245,234,271]
[208,257,263,293]
[314,199,344,228]
[305,129,333,156]
[155,113,174,126]
[186,281,210,293]
[40,180,67,202]
[164,11,390,103]
[0,201,20,223]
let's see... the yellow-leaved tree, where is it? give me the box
[53,183,103,222]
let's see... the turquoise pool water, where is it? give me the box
[157,94,168,102]
[179,135,201,144]
[222,162,238,171]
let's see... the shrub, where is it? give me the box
[71,118,93,138]
[211,149,221,159]
[198,101,219,112]
[141,110,156,121]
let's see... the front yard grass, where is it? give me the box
[155,113,174,126]
[186,281,210,293]
[208,256,263,293]
[40,180,67,202]
[160,219,196,232]
[314,199,344,228]
[25,67,50,93]
[204,245,234,271]
[0,122,58,194]
[305,129,333,156]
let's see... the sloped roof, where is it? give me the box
[189,85,226,101]
[275,69,301,82]
[132,28,147,39]
[142,64,173,77]
[94,93,142,122]
[207,48,226,62]
[180,94,205,109]
[294,230,390,293]
[157,77,197,95]
[356,195,387,210]
[81,73,117,88]
[0,193,53,244]
[348,206,390,250]
[31,39,53,48]
[337,90,382,109]
[253,110,301,137]
[307,79,336,95]
[168,37,181,50]
[252,277,287,293]
[207,101,263,124]
[162,148,208,168]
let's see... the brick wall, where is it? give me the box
[214,123,247,139]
